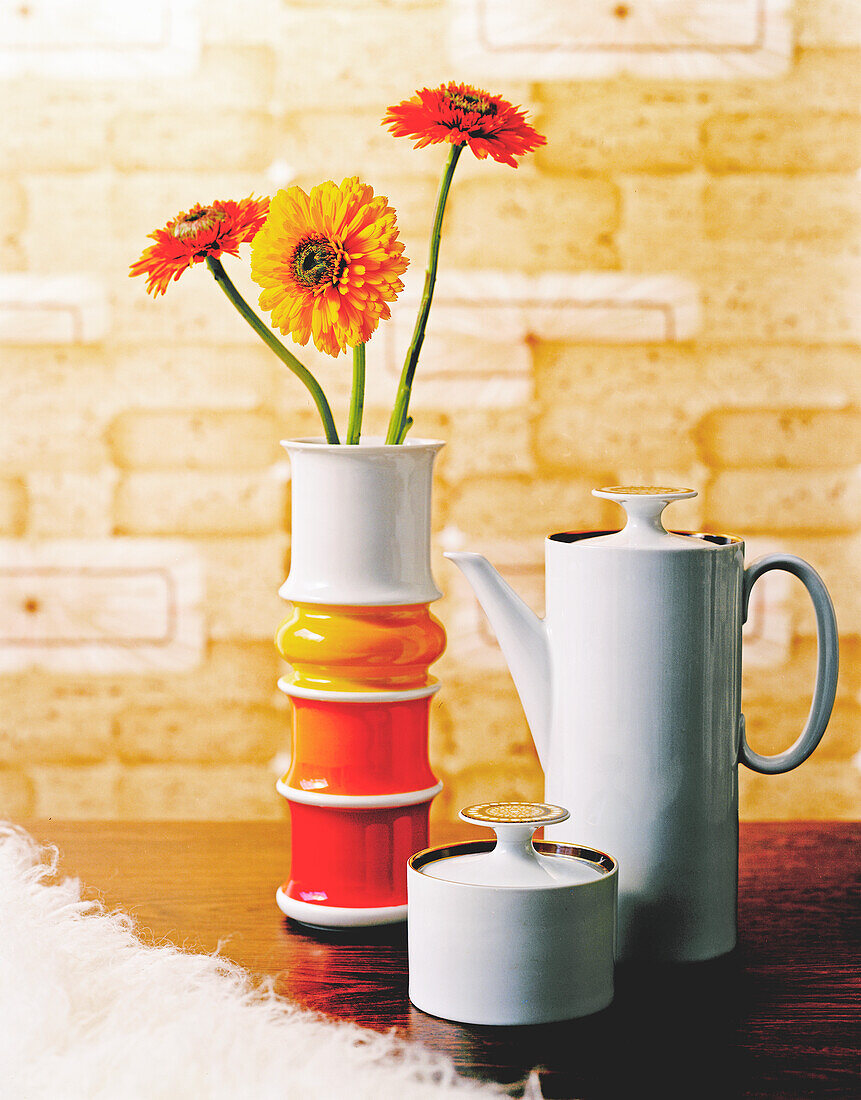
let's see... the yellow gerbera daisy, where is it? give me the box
[250,177,409,358]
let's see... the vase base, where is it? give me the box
[276,887,407,928]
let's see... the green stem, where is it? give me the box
[206,255,339,444]
[346,342,365,445]
[385,143,462,444]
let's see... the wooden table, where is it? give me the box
[25,820,859,1099]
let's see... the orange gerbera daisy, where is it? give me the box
[130,196,269,296]
[383,82,546,168]
[250,177,409,358]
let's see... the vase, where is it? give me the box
[274,437,446,928]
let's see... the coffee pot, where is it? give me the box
[447,486,839,962]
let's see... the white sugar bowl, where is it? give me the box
[407,803,617,1026]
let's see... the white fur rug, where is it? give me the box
[0,825,512,1100]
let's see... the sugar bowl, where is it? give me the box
[407,802,617,1025]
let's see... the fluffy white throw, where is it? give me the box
[0,825,508,1100]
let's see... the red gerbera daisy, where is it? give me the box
[382,82,546,168]
[130,196,269,296]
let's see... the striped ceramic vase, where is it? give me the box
[274,438,445,928]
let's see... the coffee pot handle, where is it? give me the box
[740,554,839,775]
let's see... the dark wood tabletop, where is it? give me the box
[24,819,859,1099]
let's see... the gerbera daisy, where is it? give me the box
[130,196,269,296]
[251,177,409,358]
[383,82,546,168]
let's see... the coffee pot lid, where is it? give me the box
[418,802,605,889]
[590,485,702,549]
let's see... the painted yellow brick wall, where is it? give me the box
[0,0,858,822]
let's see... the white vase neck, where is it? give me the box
[282,436,444,454]
[281,437,443,606]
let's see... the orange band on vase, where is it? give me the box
[284,693,438,796]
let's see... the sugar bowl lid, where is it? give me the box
[418,802,606,889]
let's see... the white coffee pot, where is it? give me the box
[447,486,839,962]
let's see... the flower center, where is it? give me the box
[446,90,497,117]
[172,206,227,239]
[292,236,345,289]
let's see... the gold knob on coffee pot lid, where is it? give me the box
[592,485,697,502]
[590,485,699,545]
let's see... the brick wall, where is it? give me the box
[0,0,858,821]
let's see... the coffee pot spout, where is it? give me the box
[445,552,552,769]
